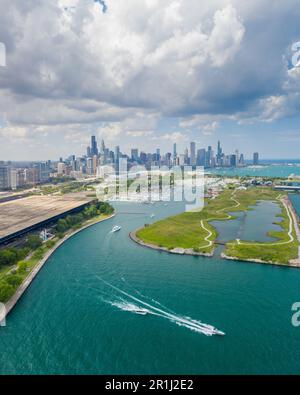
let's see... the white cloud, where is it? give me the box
[1,0,300,158]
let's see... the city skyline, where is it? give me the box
[0,135,259,190]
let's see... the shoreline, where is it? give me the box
[5,213,115,316]
[129,229,214,257]
[220,252,300,268]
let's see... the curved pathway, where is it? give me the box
[198,191,240,249]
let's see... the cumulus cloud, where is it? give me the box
[0,0,300,158]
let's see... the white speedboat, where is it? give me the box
[150,214,155,218]
[212,329,225,336]
[131,307,150,315]
[111,225,122,233]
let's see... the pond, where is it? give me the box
[210,200,283,243]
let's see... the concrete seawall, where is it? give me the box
[5,213,115,316]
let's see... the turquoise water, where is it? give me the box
[208,165,300,178]
[1,200,300,374]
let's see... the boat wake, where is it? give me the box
[98,277,225,337]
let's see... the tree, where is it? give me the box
[0,281,15,303]
[5,274,23,287]
[17,261,28,274]
[56,219,68,233]
[0,249,18,267]
[26,235,43,250]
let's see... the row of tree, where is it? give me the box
[55,201,114,234]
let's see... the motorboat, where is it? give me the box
[150,214,155,218]
[111,225,122,233]
[212,329,225,336]
[131,307,150,315]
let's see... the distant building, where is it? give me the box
[115,146,120,164]
[179,154,185,166]
[230,154,237,167]
[197,149,206,167]
[239,154,245,166]
[253,152,259,165]
[92,155,99,175]
[190,142,196,166]
[91,135,98,156]
[0,166,11,190]
[173,143,177,164]
[140,152,147,164]
[57,162,67,176]
[205,146,213,167]
[86,157,94,175]
[217,140,222,165]
[131,149,139,162]
[184,148,189,164]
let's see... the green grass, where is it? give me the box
[137,212,217,253]
[136,187,298,263]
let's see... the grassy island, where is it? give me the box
[135,187,300,265]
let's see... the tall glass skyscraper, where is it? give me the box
[91,136,98,156]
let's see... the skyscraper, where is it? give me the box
[115,146,120,164]
[184,148,189,164]
[206,146,213,167]
[173,143,177,164]
[217,140,222,165]
[131,149,139,162]
[253,152,259,165]
[0,166,11,190]
[197,149,206,166]
[190,142,196,166]
[91,136,98,156]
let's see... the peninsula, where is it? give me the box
[132,187,300,267]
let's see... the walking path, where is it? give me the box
[198,191,240,249]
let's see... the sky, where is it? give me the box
[1,0,300,160]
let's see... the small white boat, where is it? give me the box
[150,214,155,218]
[111,225,122,233]
[212,329,225,336]
[132,307,150,315]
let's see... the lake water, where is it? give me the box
[1,198,300,375]
[211,200,283,243]
[208,164,300,178]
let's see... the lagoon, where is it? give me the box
[211,200,283,244]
